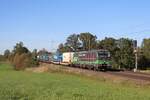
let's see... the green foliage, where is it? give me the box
[65,34,81,51]
[32,49,38,59]
[98,38,135,69]
[142,38,150,60]
[31,49,39,67]
[4,49,10,59]
[57,33,149,70]
[6,42,39,70]
[57,43,73,53]
[139,38,150,69]
[79,32,97,50]
[13,53,32,70]
[13,42,29,55]
[0,63,150,100]
[98,37,118,67]
[58,33,97,53]
[138,55,149,70]
[117,38,135,69]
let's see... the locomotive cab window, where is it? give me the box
[98,51,110,60]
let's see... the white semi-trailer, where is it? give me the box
[61,52,74,65]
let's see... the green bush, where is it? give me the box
[12,53,39,70]
[13,53,28,70]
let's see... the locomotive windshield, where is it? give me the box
[98,51,110,59]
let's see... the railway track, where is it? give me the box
[67,67,150,82]
[40,62,150,82]
[107,71,150,81]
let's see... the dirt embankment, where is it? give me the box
[26,63,150,86]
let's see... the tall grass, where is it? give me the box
[0,63,150,100]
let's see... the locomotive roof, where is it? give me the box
[60,49,109,54]
[75,49,109,53]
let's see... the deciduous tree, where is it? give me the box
[65,34,81,51]
[79,32,97,50]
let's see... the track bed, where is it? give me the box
[34,63,150,85]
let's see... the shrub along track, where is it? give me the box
[27,63,150,85]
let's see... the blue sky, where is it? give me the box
[0,0,150,54]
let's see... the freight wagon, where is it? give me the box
[72,50,111,70]
[37,54,52,63]
[60,52,74,65]
[38,49,111,71]
[51,52,62,64]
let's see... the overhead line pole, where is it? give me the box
[135,50,138,72]
[133,40,138,72]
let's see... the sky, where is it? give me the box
[0,0,150,54]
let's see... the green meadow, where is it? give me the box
[0,62,150,100]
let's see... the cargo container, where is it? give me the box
[37,52,52,63]
[61,52,74,65]
[51,52,62,64]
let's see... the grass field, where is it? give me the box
[0,62,150,100]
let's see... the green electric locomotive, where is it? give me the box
[72,50,111,70]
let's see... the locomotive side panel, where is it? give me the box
[73,50,111,70]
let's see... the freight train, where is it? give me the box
[38,49,111,71]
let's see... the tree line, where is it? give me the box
[57,32,150,70]
[0,33,149,70]
[2,42,39,70]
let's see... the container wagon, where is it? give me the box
[51,52,62,64]
[37,53,52,63]
[60,52,74,65]
[72,50,111,70]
